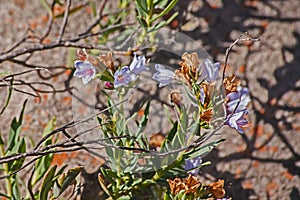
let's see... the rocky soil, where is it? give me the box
[0,0,299,199]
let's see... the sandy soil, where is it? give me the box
[0,0,299,199]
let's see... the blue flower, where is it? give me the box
[152,64,175,87]
[200,59,220,82]
[226,86,250,113]
[129,54,149,75]
[184,157,202,176]
[114,66,137,88]
[226,110,248,134]
[74,60,96,84]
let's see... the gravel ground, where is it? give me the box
[0,0,300,199]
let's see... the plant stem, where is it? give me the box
[0,143,12,197]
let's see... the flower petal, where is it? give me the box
[152,64,175,87]
[73,60,96,84]
[129,54,149,74]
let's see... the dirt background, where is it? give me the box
[0,0,300,199]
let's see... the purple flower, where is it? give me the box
[226,110,248,134]
[114,66,137,88]
[152,64,175,87]
[226,86,250,113]
[129,54,149,74]
[184,157,202,175]
[200,59,220,82]
[199,86,205,105]
[74,60,96,84]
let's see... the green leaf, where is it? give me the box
[135,101,150,136]
[11,178,21,200]
[98,173,113,197]
[32,117,56,185]
[39,165,57,200]
[136,0,148,18]
[150,0,178,23]
[0,76,13,116]
[100,168,117,187]
[163,121,178,146]
[148,12,178,33]
[183,139,225,159]
[55,166,82,197]
[10,138,26,172]
[0,133,4,145]
[7,100,27,155]
[0,192,10,198]
[99,69,114,82]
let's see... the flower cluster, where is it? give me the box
[73,50,149,89]
[223,76,251,133]
[167,175,225,199]
[152,52,251,133]
[113,53,149,88]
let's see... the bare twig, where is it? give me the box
[57,0,72,42]
[79,0,109,36]
[222,32,260,81]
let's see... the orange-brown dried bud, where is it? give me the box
[170,91,182,107]
[223,74,240,94]
[168,178,185,195]
[99,51,115,72]
[184,174,201,194]
[168,175,201,195]
[208,179,225,199]
[200,108,213,123]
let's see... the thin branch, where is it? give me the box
[40,1,56,42]
[0,22,135,63]
[57,0,72,43]
[222,32,260,81]
[79,0,108,36]
[27,166,35,200]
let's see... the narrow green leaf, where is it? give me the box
[0,192,10,198]
[7,100,27,153]
[11,178,21,200]
[10,138,26,172]
[0,76,13,116]
[183,139,225,159]
[32,117,56,185]
[99,69,114,82]
[39,165,57,200]
[148,12,178,33]
[0,133,4,145]
[150,0,178,23]
[163,121,178,146]
[136,0,148,18]
[57,166,82,196]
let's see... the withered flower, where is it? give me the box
[176,52,201,87]
[180,52,200,74]
[199,83,211,108]
[208,179,225,198]
[99,51,115,72]
[169,91,182,107]
[76,48,88,61]
[168,178,185,195]
[223,74,241,94]
[200,108,213,123]
[184,174,201,194]
[168,175,201,195]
